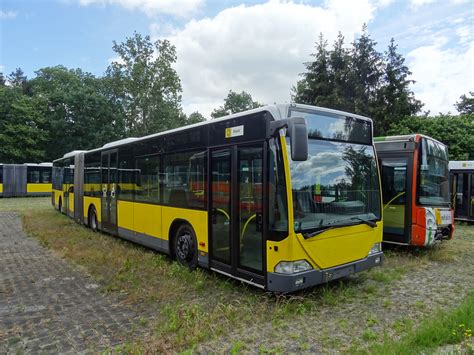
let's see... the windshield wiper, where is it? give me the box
[303,226,335,239]
[349,217,376,228]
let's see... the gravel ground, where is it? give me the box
[197,226,474,353]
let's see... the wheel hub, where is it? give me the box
[176,233,194,261]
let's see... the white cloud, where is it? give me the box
[0,65,4,72]
[0,10,17,19]
[79,0,203,18]
[153,0,377,117]
[408,37,474,114]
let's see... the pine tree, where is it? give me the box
[328,32,353,112]
[293,33,332,107]
[373,38,422,135]
[350,24,383,117]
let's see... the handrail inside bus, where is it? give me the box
[383,191,406,210]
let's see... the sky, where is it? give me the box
[0,0,473,118]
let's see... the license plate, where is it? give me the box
[324,265,354,282]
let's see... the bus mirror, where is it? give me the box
[287,117,308,161]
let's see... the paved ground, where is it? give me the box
[0,212,145,353]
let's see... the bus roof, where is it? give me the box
[55,103,373,159]
[449,161,474,170]
[374,134,446,147]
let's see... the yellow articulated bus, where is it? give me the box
[0,163,52,197]
[52,104,383,292]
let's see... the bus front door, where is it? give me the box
[101,150,118,234]
[380,156,412,244]
[209,145,264,287]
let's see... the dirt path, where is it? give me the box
[0,212,148,353]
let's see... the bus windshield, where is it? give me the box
[418,137,450,206]
[287,109,381,234]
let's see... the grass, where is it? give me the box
[370,291,474,354]
[3,197,474,352]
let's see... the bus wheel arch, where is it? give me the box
[169,220,198,270]
[88,205,98,232]
[58,197,62,213]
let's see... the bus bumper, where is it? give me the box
[266,252,383,293]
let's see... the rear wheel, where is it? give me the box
[89,207,98,232]
[173,224,198,269]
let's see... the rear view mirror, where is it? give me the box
[287,117,308,161]
[269,117,308,161]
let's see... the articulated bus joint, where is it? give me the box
[266,252,383,293]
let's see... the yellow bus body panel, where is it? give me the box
[117,200,134,231]
[83,196,101,222]
[161,206,208,253]
[0,184,2,194]
[132,202,162,238]
[69,192,74,213]
[26,183,52,193]
[267,222,383,272]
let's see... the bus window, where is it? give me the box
[28,168,41,183]
[135,156,160,203]
[41,168,52,183]
[163,150,206,209]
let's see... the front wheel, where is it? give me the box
[174,224,198,269]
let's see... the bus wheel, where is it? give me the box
[89,207,98,232]
[58,198,62,213]
[174,224,198,270]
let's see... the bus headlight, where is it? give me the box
[368,242,382,255]
[275,260,313,274]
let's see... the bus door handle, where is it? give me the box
[256,212,263,232]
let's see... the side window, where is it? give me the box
[41,168,52,183]
[0,166,2,183]
[135,155,160,203]
[28,168,40,183]
[85,152,101,197]
[381,160,408,204]
[118,152,135,201]
[163,150,206,209]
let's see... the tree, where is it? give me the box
[211,90,262,118]
[8,68,27,87]
[455,92,474,115]
[388,114,474,160]
[105,32,185,136]
[186,111,206,124]
[30,66,124,160]
[372,38,422,135]
[293,33,333,107]
[0,73,6,86]
[350,24,383,117]
[0,85,48,163]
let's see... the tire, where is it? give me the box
[173,224,198,269]
[58,197,62,213]
[89,207,98,232]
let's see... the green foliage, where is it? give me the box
[388,114,474,160]
[211,90,262,118]
[30,66,125,161]
[293,26,422,136]
[0,86,48,163]
[105,32,185,136]
[186,111,206,124]
[455,92,474,115]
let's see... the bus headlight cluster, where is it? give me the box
[368,242,382,255]
[275,260,312,274]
